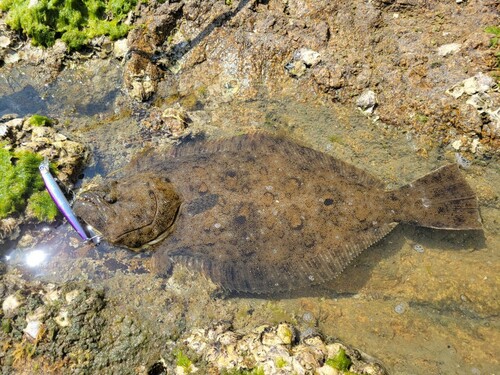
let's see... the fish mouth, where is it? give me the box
[73,191,115,231]
[74,191,107,215]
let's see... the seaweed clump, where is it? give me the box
[0,147,57,222]
[28,114,54,127]
[0,0,137,50]
[325,348,353,372]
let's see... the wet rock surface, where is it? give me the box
[0,115,88,185]
[181,322,386,374]
[0,0,499,374]
[0,114,88,244]
[138,0,499,151]
[0,272,388,375]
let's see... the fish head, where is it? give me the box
[74,173,182,250]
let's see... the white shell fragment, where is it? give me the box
[2,295,21,314]
[446,72,495,99]
[285,48,321,77]
[463,73,495,95]
[0,36,11,48]
[113,38,128,59]
[451,139,462,150]
[55,310,71,327]
[23,321,42,340]
[295,48,321,67]
[356,90,377,113]
[437,43,461,57]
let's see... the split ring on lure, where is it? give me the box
[39,157,90,241]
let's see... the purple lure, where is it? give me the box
[39,158,89,241]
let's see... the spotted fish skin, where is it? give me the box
[75,133,482,293]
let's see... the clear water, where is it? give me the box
[0,64,498,374]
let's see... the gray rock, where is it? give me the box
[0,35,10,49]
[463,73,495,95]
[356,90,377,112]
[437,43,461,57]
[286,48,321,78]
[295,48,321,67]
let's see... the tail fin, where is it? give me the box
[388,164,482,230]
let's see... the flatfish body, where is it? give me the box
[74,133,481,293]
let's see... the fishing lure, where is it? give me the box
[39,157,90,241]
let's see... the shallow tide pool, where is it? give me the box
[1,83,499,373]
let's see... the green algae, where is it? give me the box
[328,134,345,145]
[28,114,54,127]
[275,356,287,368]
[486,26,500,74]
[0,147,57,221]
[485,26,500,48]
[27,191,58,222]
[221,367,265,375]
[0,0,137,50]
[325,348,352,372]
[2,318,12,334]
[175,350,192,371]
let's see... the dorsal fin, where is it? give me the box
[134,132,384,189]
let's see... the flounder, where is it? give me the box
[74,133,482,293]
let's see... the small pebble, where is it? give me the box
[394,303,406,314]
[356,90,377,112]
[455,153,471,169]
[413,243,424,253]
[437,43,461,57]
[302,311,314,323]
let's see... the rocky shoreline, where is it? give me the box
[1,1,499,374]
[1,1,499,151]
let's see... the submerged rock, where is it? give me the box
[181,322,387,374]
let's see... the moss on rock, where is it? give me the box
[0,0,137,50]
[325,348,352,372]
[28,114,54,127]
[0,147,56,221]
[26,191,58,222]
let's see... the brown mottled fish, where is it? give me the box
[74,133,482,293]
